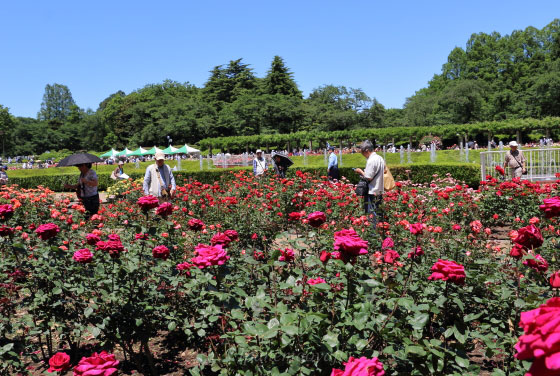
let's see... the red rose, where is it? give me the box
[550,271,560,288]
[187,218,205,231]
[331,356,385,376]
[0,226,14,237]
[333,228,368,257]
[428,259,466,285]
[495,165,505,176]
[191,244,230,268]
[103,240,125,258]
[510,244,526,259]
[137,195,159,211]
[73,351,119,376]
[407,246,424,258]
[107,233,121,242]
[381,237,394,249]
[152,245,170,260]
[514,224,544,249]
[278,248,295,262]
[523,254,549,272]
[155,202,173,217]
[288,212,304,221]
[73,248,93,263]
[514,297,560,376]
[307,277,327,285]
[320,251,331,264]
[539,197,560,218]
[48,351,71,373]
[86,233,101,245]
[383,249,400,264]
[211,232,232,247]
[35,223,60,241]
[176,262,194,276]
[409,223,423,235]
[307,211,326,228]
[224,229,239,241]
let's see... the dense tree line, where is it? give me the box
[1,19,559,156]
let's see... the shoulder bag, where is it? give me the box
[384,166,396,191]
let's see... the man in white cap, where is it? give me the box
[503,141,526,179]
[253,149,267,177]
[143,151,176,198]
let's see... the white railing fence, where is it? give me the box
[480,148,560,181]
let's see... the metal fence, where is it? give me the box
[480,148,560,181]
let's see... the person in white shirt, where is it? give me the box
[354,140,385,224]
[143,151,176,199]
[253,149,267,177]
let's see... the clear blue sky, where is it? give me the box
[1,0,558,118]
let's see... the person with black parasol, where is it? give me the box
[272,152,293,178]
[59,153,102,218]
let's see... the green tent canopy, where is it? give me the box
[161,145,179,155]
[129,147,148,156]
[116,148,134,157]
[99,148,119,158]
[171,144,200,154]
[142,147,163,156]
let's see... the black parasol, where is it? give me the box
[271,152,293,169]
[56,153,103,167]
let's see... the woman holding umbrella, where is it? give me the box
[272,152,293,178]
[59,153,102,219]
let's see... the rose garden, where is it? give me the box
[1,169,560,375]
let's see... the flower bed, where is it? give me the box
[0,171,559,375]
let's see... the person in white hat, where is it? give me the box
[253,149,267,177]
[503,141,526,179]
[143,150,176,198]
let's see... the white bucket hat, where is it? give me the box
[509,141,519,147]
[155,151,165,160]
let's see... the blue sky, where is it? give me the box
[1,0,558,117]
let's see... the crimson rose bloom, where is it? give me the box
[408,246,424,258]
[550,271,560,288]
[428,259,466,285]
[48,351,71,373]
[0,226,14,237]
[320,251,331,264]
[224,229,239,241]
[383,249,400,264]
[188,218,205,231]
[102,240,125,259]
[514,297,560,376]
[331,356,385,376]
[191,244,230,268]
[523,254,549,272]
[155,202,173,217]
[381,237,394,249]
[137,195,159,211]
[73,248,93,263]
[176,262,194,276]
[278,248,295,262]
[35,223,60,241]
[333,228,368,257]
[495,165,505,176]
[86,233,101,245]
[409,223,423,235]
[73,351,119,376]
[211,232,232,247]
[288,212,304,221]
[510,243,526,259]
[152,245,170,260]
[514,224,544,249]
[307,211,326,227]
[107,233,120,242]
[0,204,14,221]
[539,197,560,219]
[307,277,327,285]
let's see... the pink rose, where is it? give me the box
[102,240,125,259]
[137,195,159,211]
[381,237,394,249]
[307,277,327,285]
[177,262,194,276]
[278,248,295,262]
[409,223,423,235]
[73,351,119,376]
[155,202,173,217]
[224,229,239,241]
[48,351,71,373]
[523,254,549,272]
[107,233,121,242]
[307,211,326,228]
[191,244,230,268]
[383,249,400,264]
[428,259,466,285]
[86,233,101,245]
[539,196,560,218]
[188,218,205,231]
[0,204,14,221]
[35,223,60,241]
[514,297,560,376]
[452,224,462,231]
[73,248,93,264]
[550,271,560,288]
[334,228,368,257]
[152,245,170,260]
[331,356,385,376]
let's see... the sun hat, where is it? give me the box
[155,151,165,160]
[509,141,519,147]
[118,160,124,165]
[256,149,262,153]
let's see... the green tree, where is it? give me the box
[37,83,77,125]
[203,59,257,111]
[263,56,301,97]
[0,105,15,156]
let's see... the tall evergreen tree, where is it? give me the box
[263,56,301,97]
[37,83,77,124]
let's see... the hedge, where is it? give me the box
[7,163,481,191]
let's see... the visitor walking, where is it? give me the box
[0,166,8,185]
[354,140,385,225]
[327,146,339,181]
[63,163,99,219]
[253,149,267,177]
[503,141,526,179]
